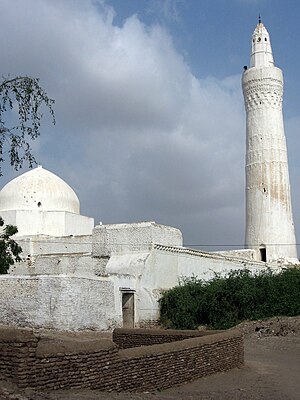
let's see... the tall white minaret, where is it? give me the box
[242,19,298,263]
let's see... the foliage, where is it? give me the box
[0,217,22,274]
[0,76,55,175]
[159,268,300,330]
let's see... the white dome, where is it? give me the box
[0,166,80,214]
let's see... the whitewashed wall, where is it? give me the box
[103,243,273,326]
[14,235,93,260]
[0,222,286,331]
[92,221,182,256]
[0,275,119,331]
[0,210,94,237]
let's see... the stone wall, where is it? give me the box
[0,325,243,392]
[117,330,243,392]
[113,328,222,348]
[0,326,38,384]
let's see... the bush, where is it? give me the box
[159,268,300,330]
[0,217,22,274]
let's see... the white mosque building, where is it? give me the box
[0,20,298,331]
[0,166,94,237]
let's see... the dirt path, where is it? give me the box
[162,335,300,400]
[1,332,300,399]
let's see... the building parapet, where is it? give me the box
[153,243,266,266]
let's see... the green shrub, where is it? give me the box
[0,217,22,274]
[159,268,300,330]
[159,276,206,329]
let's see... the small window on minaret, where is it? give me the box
[257,37,261,42]
[37,202,42,208]
[265,38,267,41]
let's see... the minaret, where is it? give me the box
[242,19,298,263]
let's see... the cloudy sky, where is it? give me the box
[1,0,300,250]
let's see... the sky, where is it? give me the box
[1,0,300,251]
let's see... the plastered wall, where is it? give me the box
[0,276,119,331]
[0,222,284,331]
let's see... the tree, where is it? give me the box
[0,76,55,271]
[0,217,22,274]
[0,76,55,175]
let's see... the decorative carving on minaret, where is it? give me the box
[243,79,283,111]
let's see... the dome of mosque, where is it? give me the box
[0,166,80,214]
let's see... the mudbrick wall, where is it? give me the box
[0,325,243,392]
[113,328,223,348]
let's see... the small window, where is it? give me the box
[265,38,267,42]
[257,37,261,42]
[37,202,42,207]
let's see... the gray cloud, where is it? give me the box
[0,0,271,249]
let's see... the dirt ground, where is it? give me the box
[1,317,300,400]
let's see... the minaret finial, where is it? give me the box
[250,17,274,67]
